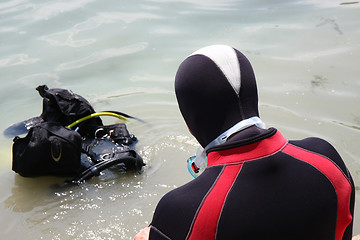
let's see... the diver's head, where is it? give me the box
[175,45,259,147]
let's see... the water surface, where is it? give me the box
[0,0,359,239]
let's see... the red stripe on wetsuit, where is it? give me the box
[187,131,287,239]
[282,144,352,240]
[207,131,288,167]
[187,164,242,240]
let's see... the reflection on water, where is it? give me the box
[56,42,148,71]
[0,0,359,239]
[4,175,61,213]
[0,54,40,67]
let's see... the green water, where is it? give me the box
[0,0,359,239]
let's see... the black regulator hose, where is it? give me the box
[68,151,145,184]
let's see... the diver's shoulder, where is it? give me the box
[289,136,337,155]
[288,136,351,174]
[154,180,195,212]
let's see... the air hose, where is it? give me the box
[67,112,128,129]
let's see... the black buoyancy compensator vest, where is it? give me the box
[11,85,144,184]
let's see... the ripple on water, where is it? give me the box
[55,42,148,71]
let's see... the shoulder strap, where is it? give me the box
[68,149,144,184]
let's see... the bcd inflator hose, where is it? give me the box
[67,112,128,129]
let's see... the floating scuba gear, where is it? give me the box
[67,112,127,129]
[186,117,265,178]
[3,116,43,137]
[13,122,82,177]
[10,85,144,184]
[36,85,103,138]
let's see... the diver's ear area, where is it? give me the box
[175,54,242,147]
[175,45,259,147]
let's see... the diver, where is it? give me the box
[135,45,355,240]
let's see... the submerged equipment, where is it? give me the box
[186,117,265,178]
[10,85,144,184]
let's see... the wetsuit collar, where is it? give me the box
[186,117,265,178]
[207,130,288,167]
[204,116,265,153]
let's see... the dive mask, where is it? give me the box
[187,147,207,178]
[186,117,265,178]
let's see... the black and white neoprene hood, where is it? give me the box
[175,45,260,148]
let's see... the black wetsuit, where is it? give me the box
[149,126,355,240]
[148,45,355,239]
